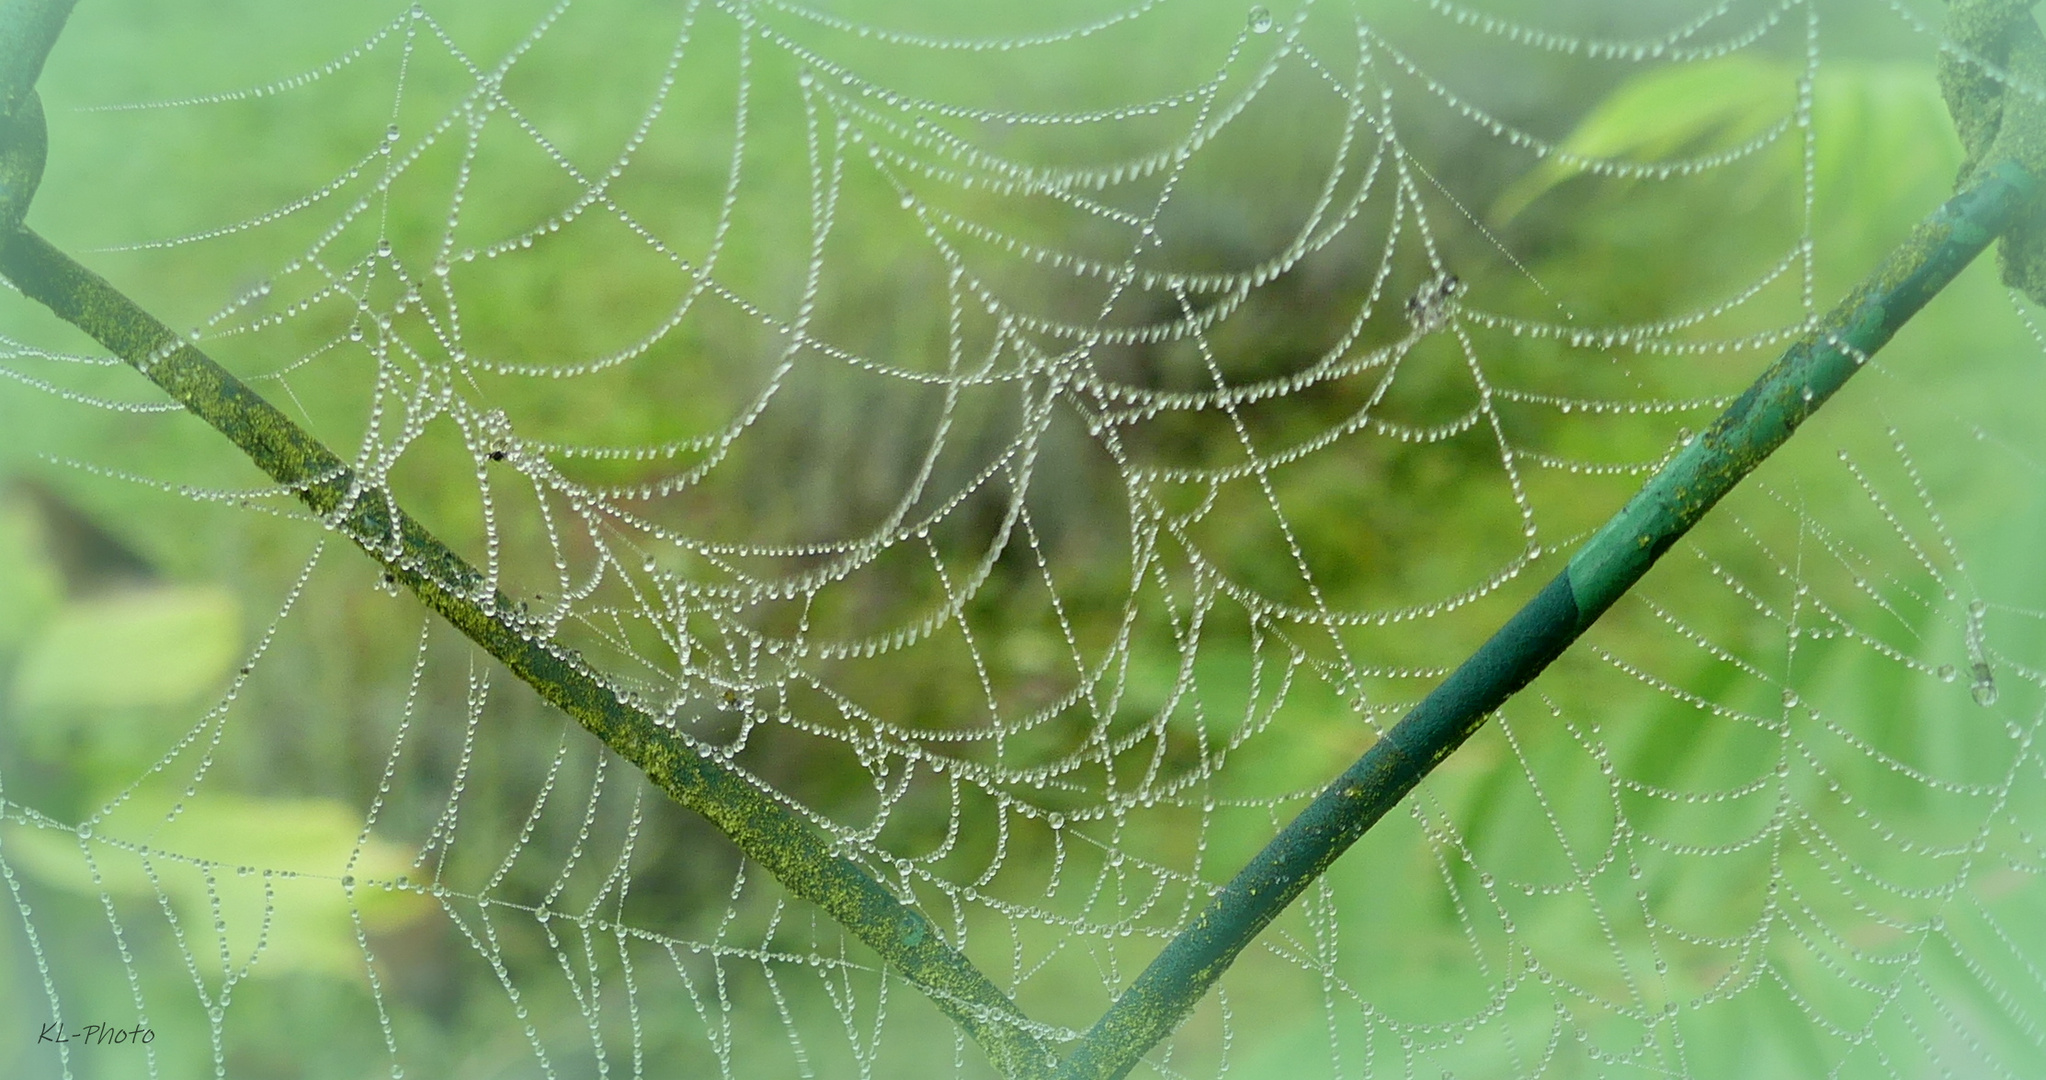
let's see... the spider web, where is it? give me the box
[3,0,2046,1076]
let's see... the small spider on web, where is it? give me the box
[1405,272,1463,335]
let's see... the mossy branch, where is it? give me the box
[0,1,1053,1068]
[0,0,66,232]
[0,222,1060,1080]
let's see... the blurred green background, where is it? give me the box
[4,0,2046,1076]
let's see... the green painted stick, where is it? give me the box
[0,3,1053,1070]
[1054,161,2040,1080]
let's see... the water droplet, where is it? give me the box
[1969,599,1988,618]
[899,191,915,209]
[1248,5,1274,33]
[1780,688,1799,709]
[386,123,401,143]
[348,324,365,343]
[1938,664,1957,683]
[376,238,393,259]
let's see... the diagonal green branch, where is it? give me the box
[0,5,1054,1056]
[0,4,1051,1073]
[1053,162,2041,1080]
[0,222,1059,1079]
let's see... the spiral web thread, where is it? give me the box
[3,0,2046,1076]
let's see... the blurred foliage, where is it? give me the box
[3,1,2043,1077]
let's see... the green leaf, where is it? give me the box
[3,793,433,980]
[11,584,239,711]
[1494,54,1794,224]
[1492,55,1959,240]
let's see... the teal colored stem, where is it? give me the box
[1053,162,2040,1080]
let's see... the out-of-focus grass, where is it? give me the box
[4,1,2044,1077]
